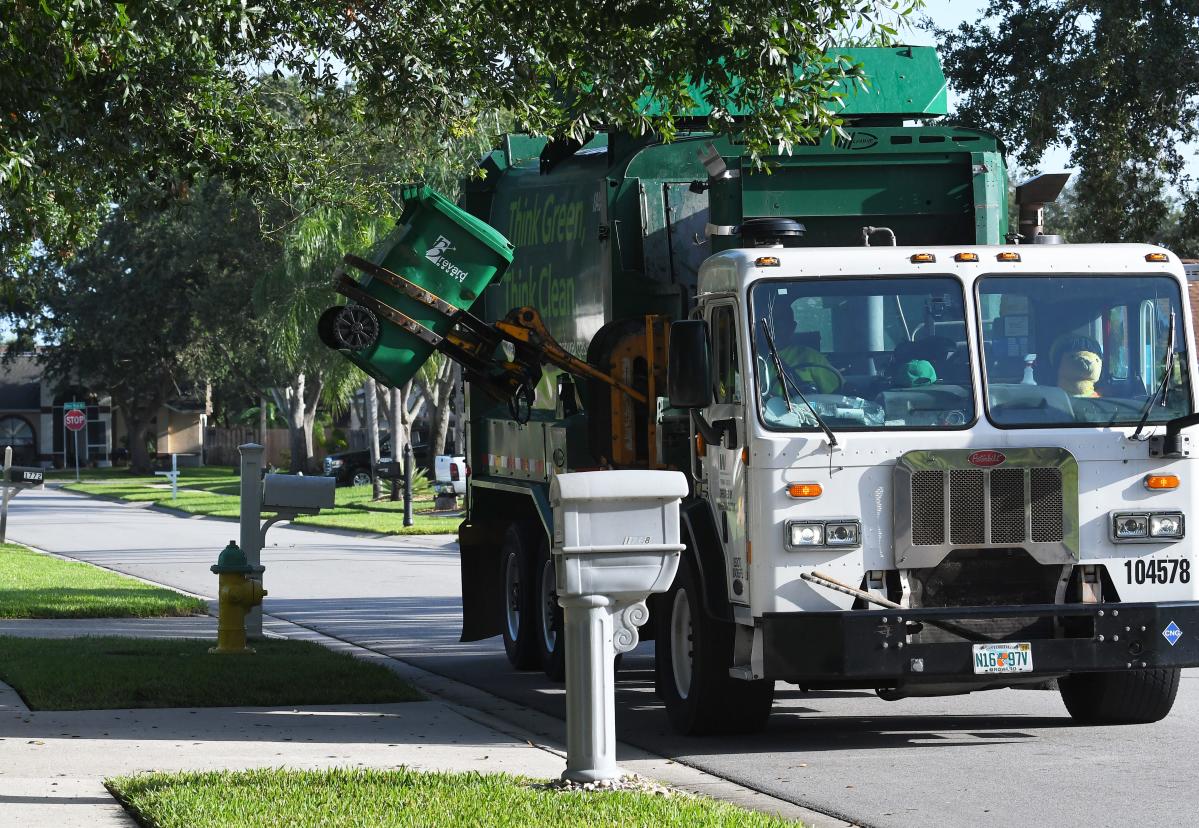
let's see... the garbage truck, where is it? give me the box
[319,46,1199,735]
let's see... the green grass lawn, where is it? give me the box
[108,768,799,828]
[0,543,206,618]
[64,467,461,535]
[0,637,423,710]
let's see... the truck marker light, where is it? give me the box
[755,256,781,267]
[741,447,749,466]
[787,483,822,498]
[996,251,1021,262]
[1144,474,1180,490]
[1149,513,1185,538]
[695,433,705,457]
[1145,252,1170,263]
[954,252,980,262]
[910,253,936,264]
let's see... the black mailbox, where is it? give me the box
[6,466,44,487]
[375,460,403,480]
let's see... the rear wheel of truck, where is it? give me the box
[350,469,372,488]
[1058,667,1181,725]
[501,523,540,670]
[535,535,566,681]
[657,554,773,735]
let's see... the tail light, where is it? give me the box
[450,464,460,481]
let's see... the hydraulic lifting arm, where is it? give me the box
[333,255,647,423]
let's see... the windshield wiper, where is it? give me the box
[760,316,838,447]
[1131,309,1177,442]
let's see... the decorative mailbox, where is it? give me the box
[549,469,687,783]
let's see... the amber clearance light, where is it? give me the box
[997,251,1022,262]
[954,252,980,263]
[1144,474,1180,490]
[1145,252,1170,263]
[787,483,823,498]
[910,253,936,264]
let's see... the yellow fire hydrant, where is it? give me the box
[209,540,266,654]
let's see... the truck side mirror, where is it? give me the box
[668,320,712,409]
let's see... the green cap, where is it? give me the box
[211,541,254,574]
[899,359,937,387]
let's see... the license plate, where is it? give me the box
[972,642,1033,675]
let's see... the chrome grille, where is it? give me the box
[989,468,1027,543]
[911,470,945,545]
[908,467,1063,546]
[894,448,1078,568]
[949,469,985,545]
[1030,467,1065,542]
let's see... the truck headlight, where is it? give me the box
[1150,512,1185,538]
[825,522,861,546]
[786,520,861,549]
[1111,511,1185,541]
[789,522,824,546]
[1114,514,1149,539]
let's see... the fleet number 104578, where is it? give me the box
[1125,558,1191,585]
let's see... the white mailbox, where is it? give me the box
[549,470,687,784]
[262,474,336,514]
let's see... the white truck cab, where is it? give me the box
[658,242,1199,733]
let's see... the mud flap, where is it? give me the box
[459,520,504,641]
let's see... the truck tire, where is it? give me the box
[350,468,372,488]
[657,554,773,735]
[501,523,540,670]
[1058,667,1181,725]
[535,536,566,681]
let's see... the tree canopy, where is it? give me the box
[2,0,919,267]
[936,2,1199,246]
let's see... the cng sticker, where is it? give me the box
[1163,621,1183,647]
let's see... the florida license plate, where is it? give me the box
[972,642,1033,674]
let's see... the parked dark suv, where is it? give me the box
[322,432,430,487]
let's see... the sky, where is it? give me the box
[902,0,1075,175]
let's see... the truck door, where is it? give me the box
[703,301,750,605]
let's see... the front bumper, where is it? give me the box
[762,601,1199,684]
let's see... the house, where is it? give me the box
[0,352,206,468]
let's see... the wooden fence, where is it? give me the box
[204,427,330,469]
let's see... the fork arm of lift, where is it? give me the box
[335,255,647,419]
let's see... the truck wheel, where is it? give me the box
[1059,667,1181,725]
[350,469,372,488]
[501,523,540,670]
[656,554,773,735]
[535,536,565,681]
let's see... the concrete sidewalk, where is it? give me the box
[1,612,824,827]
[0,616,565,828]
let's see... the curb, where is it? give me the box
[48,484,459,543]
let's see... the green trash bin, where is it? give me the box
[320,186,515,388]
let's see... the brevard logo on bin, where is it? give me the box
[425,235,470,283]
[968,450,1006,467]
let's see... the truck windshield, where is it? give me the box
[750,277,974,430]
[978,275,1192,427]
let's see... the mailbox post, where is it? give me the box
[1,446,45,544]
[236,443,335,637]
[550,470,687,783]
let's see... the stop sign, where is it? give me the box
[64,409,86,432]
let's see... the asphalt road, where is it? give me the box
[7,486,1195,827]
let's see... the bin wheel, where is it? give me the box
[657,554,773,736]
[535,536,565,681]
[1059,667,1181,724]
[331,305,380,351]
[501,523,540,670]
